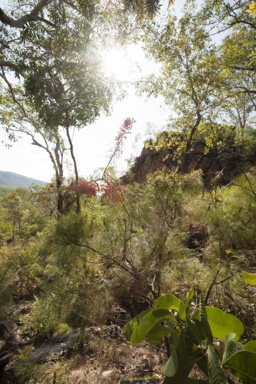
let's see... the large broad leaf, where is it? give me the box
[187,296,213,346]
[124,309,150,340]
[154,294,181,311]
[222,333,243,364]
[207,345,228,384]
[161,344,178,377]
[163,354,199,384]
[162,334,198,384]
[244,340,256,352]
[130,309,177,345]
[243,271,256,286]
[146,324,173,345]
[187,318,208,346]
[205,307,244,341]
[225,350,256,384]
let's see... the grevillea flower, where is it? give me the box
[101,182,125,203]
[71,181,98,197]
[114,117,135,156]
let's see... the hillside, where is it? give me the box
[0,171,46,188]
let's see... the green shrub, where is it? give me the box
[125,287,256,383]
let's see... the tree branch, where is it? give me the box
[0,0,55,28]
[0,60,19,71]
[0,68,27,116]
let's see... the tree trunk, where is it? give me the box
[65,111,80,213]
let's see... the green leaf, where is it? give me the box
[225,351,256,383]
[154,294,181,311]
[207,345,228,384]
[187,318,207,346]
[179,286,194,322]
[186,286,195,302]
[170,328,182,349]
[124,309,150,340]
[222,333,243,364]
[244,340,256,352]
[146,324,173,345]
[205,307,244,341]
[130,309,177,345]
[162,335,198,383]
[161,344,178,377]
[198,294,213,344]
[196,356,208,376]
[184,379,207,384]
[179,304,189,322]
[243,271,256,286]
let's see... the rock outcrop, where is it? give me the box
[121,134,256,186]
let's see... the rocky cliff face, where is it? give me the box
[121,136,256,186]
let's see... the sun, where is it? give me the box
[102,47,131,80]
[102,44,143,81]
[101,44,151,82]
[101,43,159,83]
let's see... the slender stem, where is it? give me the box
[205,239,223,305]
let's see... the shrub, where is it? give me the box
[125,287,256,383]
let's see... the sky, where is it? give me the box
[0,0,185,183]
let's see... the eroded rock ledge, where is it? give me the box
[121,135,256,186]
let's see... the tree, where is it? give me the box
[199,0,256,34]
[137,2,256,169]
[0,1,119,214]
[0,0,166,74]
[0,0,162,30]
[0,0,166,215]
[0,1,58,29]
[142,13,229,170]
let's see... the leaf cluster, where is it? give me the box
[125,287,256,383]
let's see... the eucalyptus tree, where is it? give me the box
[198,0,256,93]
[141,12,227,171]
[0,0,165,72]
[198,0,256,34]
[0,0,169,215]
[0,95,67,215]
[0,1,129,214]
[200,2,256,143]
[219,26,256,143]
[138,0,256,170]
[1,1,109,214]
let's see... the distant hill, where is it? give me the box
[0,171,46,188]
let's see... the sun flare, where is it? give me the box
[103,49,126,79]
[102,47,131,80]
[102,45,142,81]
[101,43,159,84]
